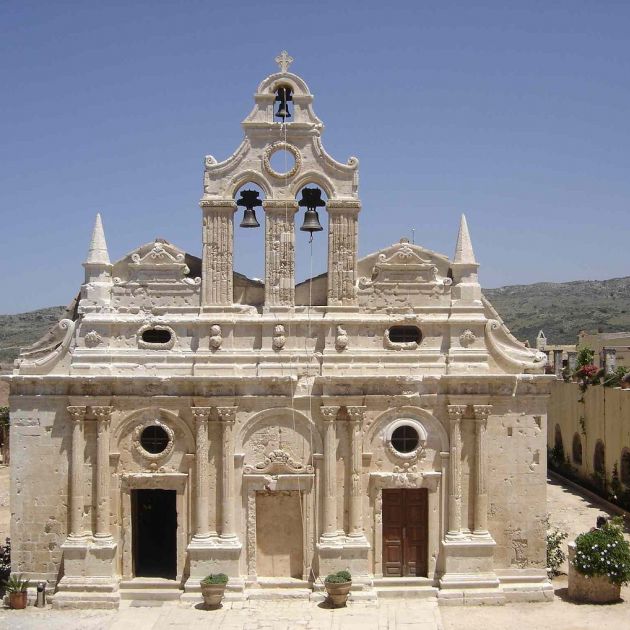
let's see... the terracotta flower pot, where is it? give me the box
[325,580,352,607]
[8,591,28,609]
[200,582,226,608]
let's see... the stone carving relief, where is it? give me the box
[84,330,102,348]
[209,324,223,351]
[459,329,476,347]
[272,324,286,351]
[243,449,314,474]
[335,325,348,352]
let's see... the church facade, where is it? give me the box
[7,53,553,607]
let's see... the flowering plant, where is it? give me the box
[576,364,598,379]
[572,517,630,585]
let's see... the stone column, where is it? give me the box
[217,406,238,539]
[92,406,113,539]
[567,351,578,374]
[263,200,298,307]
[191,407,212,539]
[200,200,236,306]
[446,405,466,538]
[320,406,340,538]
[67,406,87,538]
[327,201,361,306]
[473,405,492,536]
[553,349,563,378]
[346,406,366,537]
[604,348,617,374]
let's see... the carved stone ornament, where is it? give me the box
[385,418,427,461]
[459,329,476,347]
[131,242,186,267]
[243,449,314,475]
[272,324,286,351]
[392,463,422,487]
[335,325,348,352]
[132,418,175,462]
[262,141,302,180]
[84,330,102,348]
[209,324,223,351]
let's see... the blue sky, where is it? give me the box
[1,1,628,313]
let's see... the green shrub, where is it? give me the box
[201,573,228,585]
[325,570,352,584]
[573,517,630,585]
[545,516,568,576]
[4,574,29,593]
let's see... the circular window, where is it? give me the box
[391,425,420,454]
[140,425,170,454]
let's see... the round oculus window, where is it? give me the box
[390,425,420,454]
[140,425,170,454]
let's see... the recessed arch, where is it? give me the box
[291,171,336,199]
[572,432,583,465]
[620,448,630,485]
[365,406,449,454]
[553,424,564,454]
[227,170,273,199]
[593,440,606,476]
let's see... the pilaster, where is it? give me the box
[200,200,236,306]
[472,405,492,537]
[446,405,465,539]
[319,405,341,540]
[346,405,366,538]
[263,200,298,307]
[92,406,113,539]
[327,201,360,306]
[66,406,88,539]
[217,406,239,540]
[191,407,212,539]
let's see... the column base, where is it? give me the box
[317,534,371,580]
[182,535,243,600]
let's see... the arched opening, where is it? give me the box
[572,433,583,465]
[274,85,293,121]
[621,448,630,486]
[294,184,328,299]
[593,440,606,478]
[233,182,266,304]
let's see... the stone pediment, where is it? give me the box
[357,239,451,291]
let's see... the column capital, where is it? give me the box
[447,404,467,422]
[67,406,87,421]
[217,406,238,423]
[92,406,113,422]
[191,407,212,422]
[473,405,492,423]
[199,199,237,210]
[320,405,340,421]
[346,405,367,423]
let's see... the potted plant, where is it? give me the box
[200,573,228,608]
[4,574,29,609]
[324,570,352,607]
[568,516,630,603]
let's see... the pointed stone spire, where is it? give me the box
[85,213,110,266]
[453,214,477,265]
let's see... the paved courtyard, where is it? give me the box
[0,469,629,629]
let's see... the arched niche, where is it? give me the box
[365,406,449,471]
[237,407,323,470]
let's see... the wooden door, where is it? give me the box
[382,488,428,577]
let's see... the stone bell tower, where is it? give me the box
[200,51,361,309]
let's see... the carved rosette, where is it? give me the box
[84,330,102,348]
[335,325,348,352]
[272,324,286,351]
[209,324,223,351]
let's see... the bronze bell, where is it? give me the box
[298,187,325,233]
[236,189,262,228]
[300,208,324,233]
[239,207,260,228]
[275,86,292,120]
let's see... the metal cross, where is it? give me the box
[275,50,293,73]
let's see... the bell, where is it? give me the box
[239,207,260,228]
[300,208,323,233]
[236,189,262,228]
[274,86,292,120]
[275,99,291,120]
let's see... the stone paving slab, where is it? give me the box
[0,600,442,630]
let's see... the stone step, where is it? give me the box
[375,585,438,599]
[119,588,183,602]
[251,577,311,589]
[246,587,312,601]
[120,578,182,591]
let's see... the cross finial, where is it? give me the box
[275,50,293,73]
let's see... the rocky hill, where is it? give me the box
[0,277,628,363]
[484,276,630,346]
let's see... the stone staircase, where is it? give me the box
[373,577,438,599]
[245,577,312,600]
[119,578,183,603]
